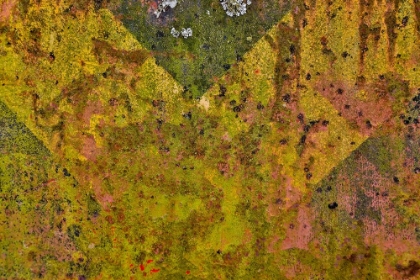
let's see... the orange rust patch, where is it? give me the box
[315,79,394,136]
[0,0,16,23]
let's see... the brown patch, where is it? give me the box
[358,0,379,72]
[81,135,100,161]
[81,99,103,125]
[267,5,305,124]
[91,177,114,209]
[281,206,313,250]
[15,27,47,64]
[415,1,420,36]
[384,0,400,63]
[222,250,243,266]
[284,177,302,209]
[92,39,150,68]
[396,260,420,278]
[217,161,230,176]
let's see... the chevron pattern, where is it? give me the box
[1,0,420,278]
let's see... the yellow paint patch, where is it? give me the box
[298,87,367,184]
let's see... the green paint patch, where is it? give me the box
[112,0,289,97]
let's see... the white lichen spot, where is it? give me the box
[154,0,178,18]
[171,27,192,38]
[165,0,178,8]
[220,0,251,17]
[171,27,180,38]
[181,28,192,38]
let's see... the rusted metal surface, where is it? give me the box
[0,0,420,278]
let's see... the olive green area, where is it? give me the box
[0,101,49,156]
[113,0,289,98]
[0,101,72,278]
[311,134,420,279]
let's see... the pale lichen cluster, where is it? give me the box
[155,0,251,19]
[220,0,251,17]
[171,27,192,38]
[154,0,178,18]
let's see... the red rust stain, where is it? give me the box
[150,268,160,273]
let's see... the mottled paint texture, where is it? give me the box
[0,0,420,279]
